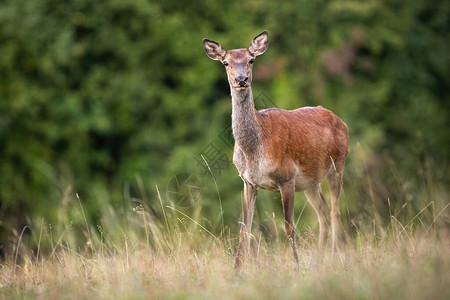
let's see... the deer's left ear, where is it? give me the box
[203,39,227,61]
[248,30,268,56]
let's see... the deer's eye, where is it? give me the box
[249,58,255,64]
[223,61,229,66]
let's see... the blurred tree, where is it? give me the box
[0,0,448,252]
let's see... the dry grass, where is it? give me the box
[1,159,449,299]
[1,201,449,300]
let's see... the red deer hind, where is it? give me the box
[203,31,349,268]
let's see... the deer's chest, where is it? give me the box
[233,145,316,192]
[233,146,280,191]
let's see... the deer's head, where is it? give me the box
[203,31,268,91]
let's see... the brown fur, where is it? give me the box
[257,107,348,188]
[204,31,349,269]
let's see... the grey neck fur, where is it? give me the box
[231,87,261,153]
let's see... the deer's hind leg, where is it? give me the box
[304,185,330,250]
[328,169,344,254]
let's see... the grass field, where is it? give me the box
[1,189,449,300]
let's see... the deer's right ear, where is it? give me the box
[203,39,226,61]
[248,30,268,56]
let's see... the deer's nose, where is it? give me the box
[235,75,248,87]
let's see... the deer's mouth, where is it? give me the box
[235,85,249,91]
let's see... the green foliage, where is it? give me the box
[0,0,448,250]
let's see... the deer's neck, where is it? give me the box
[231,87,261,153]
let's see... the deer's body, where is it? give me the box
[233,91,347,192]
[203,31,348,268]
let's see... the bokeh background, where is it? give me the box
[0,0,448,254]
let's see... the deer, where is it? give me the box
[203,31,348,268]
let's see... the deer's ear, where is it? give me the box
[203,39,226,61]
[248,30,268,56]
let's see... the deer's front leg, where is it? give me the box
[235,181,257,269]
[280,182,300,266]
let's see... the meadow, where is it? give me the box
[1,1,448,299]
[1,177,449,300]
